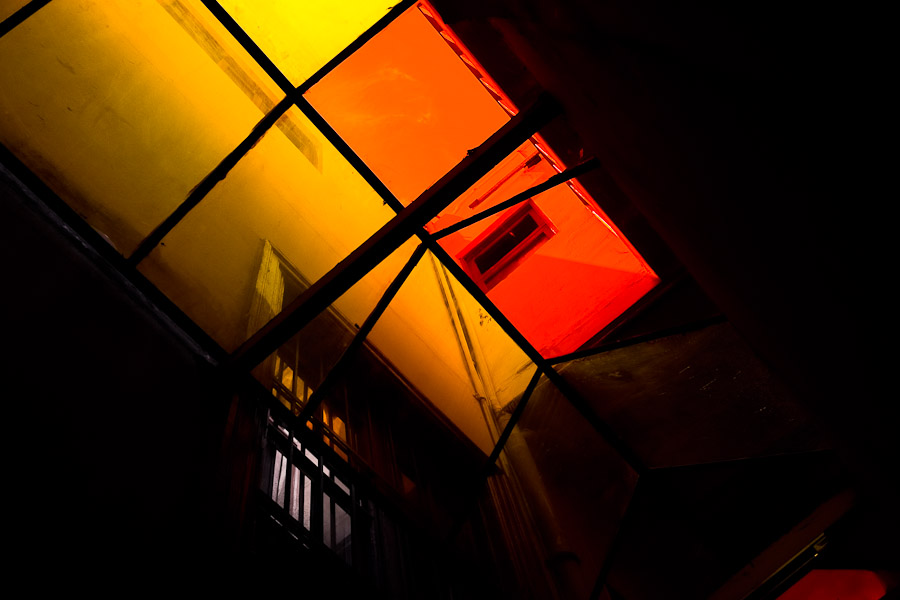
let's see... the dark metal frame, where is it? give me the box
[5,0,651,474]
[1,1,668,591]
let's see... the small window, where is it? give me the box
[459,201,556,291]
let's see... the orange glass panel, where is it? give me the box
[305,1,511,204]
[426,139,555,234]
[0,0,277,255]
[305,0,656,358]
[436,137,659,358]
[216,0,394,85]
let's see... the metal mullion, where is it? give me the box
[295,243,427,427]
[0,0,52,39]
[128,92,298,265]
[230,92,561,372]
[424,236,648,475]
[134,0,410,269]
[197,0,294,94]
[291,95,405,213]
[484,369,542,470]
[296,1,416,95]
[200,1,415,99]
[199,0,412,217]
[432,157,601,239]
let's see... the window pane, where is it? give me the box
[289,464,301,520]
[137,105,398,350]
[305,1,510,204]
[302,475,312,530]
[272,449,287,507]
[0,0,277,255]
[216,0,394,86]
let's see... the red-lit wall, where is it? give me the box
[777,570,887,600]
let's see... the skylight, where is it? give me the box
[0,0,657,450]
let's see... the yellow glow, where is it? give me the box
[0,0,275,255]
[138,105,397,351]
[217,0,393,85]
[367,251,534,454]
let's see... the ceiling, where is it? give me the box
[0,0,893,597]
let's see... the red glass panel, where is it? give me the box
[777,570,887,600]
[436,137,659,358]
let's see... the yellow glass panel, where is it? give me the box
[367,250,535,454]
[217,0,393,85]
[0,0,280,255]
[0,1,30,24]
[138,103,399,351]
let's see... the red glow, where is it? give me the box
[777,570,887,600]
[435,138,658,357]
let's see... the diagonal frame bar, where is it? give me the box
[432,157,600,239]
[484,368,543,470]
[129,0,412,264]
[128,91,299,265]
[296,243,428,426]
[423,235,649,475]
[229,91,561,372]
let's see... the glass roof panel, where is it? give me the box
[367,250,535,455]
[304,1,511,205]
[216,0,394,86]
[436,152,659,359]
[138,104,397,351]
[0,0,278,256]
[251,240,419,416]
[425,138,558,235]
